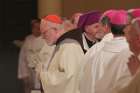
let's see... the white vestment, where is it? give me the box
[95,49,133,93]
[18,35,46,89]
[25,36,46,68]
[112,54,140,93]
[40,39,84,93]
[18,42,30,79]
[79,33,113,82]
[18,35,38,79]
[80,36,131,93]
[35,43,56,81]
[83,33,113,68]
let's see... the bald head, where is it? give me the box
[124,17,140,55]
[132,17,140,33]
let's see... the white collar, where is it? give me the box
[103,37,128,52]
[82,33,89,51]
[101,33,113,42]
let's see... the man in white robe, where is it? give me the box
[39,15,84,93]
[82,10,116,67]
[18,19,45,93]
[86,10,133,93]
[112,17,140,93]
[80,10,132,93]
[78,11,103,51]
[67,11,102,53]
[94,48,133,93]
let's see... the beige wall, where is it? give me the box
[38,0,140,18]
[63,0,86,17]
[63,0,140,17]
[38,0,62,18]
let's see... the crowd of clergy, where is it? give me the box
[17,8,140,93]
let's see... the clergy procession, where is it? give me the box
[18,8,140,93]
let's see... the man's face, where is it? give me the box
[40,20,58,45]
[97,23,110,39]
[124,25,140,55]
[85,23,103,40]
[32,22,41,37]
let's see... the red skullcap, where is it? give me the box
[42,15,62,24]
[102,10,117,20]
[110,10,128,25]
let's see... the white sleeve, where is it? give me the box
[95,53,132,93]
[18,44,30,79]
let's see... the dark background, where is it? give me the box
[0,0,37,93]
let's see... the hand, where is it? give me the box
[13,40,24,47]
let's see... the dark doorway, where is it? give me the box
[0,0,37,93]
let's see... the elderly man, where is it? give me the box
[112,17,140,93]
[39,15,84,93]
[80,10,132,93]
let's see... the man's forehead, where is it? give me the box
[41,19,60,29]
[90,22,101,27]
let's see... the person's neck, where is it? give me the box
[113,35,124,38]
